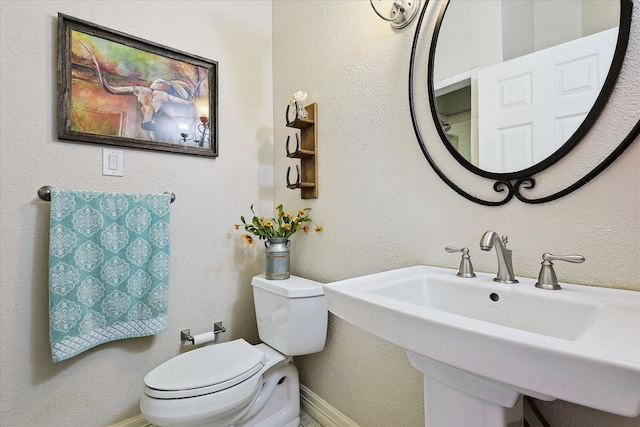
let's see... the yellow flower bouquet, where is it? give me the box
[236,204,322,244]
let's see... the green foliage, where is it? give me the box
[236,204,322,244]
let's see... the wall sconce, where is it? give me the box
[370,0,420,29]
[196,116,209,148]
[177,98,210,147]
[176,115,209,148]
[193,97,210,147]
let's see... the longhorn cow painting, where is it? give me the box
[57,14,218,157]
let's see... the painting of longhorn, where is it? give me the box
[58,14,218,157]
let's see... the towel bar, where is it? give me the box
[37,186,176,203]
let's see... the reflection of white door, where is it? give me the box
[478,28,617,173]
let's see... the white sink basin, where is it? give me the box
[368,270,603,340]
[324,265,640,419]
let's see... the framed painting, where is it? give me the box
[57,13,218,157]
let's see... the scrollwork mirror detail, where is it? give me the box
[409,0,637,205]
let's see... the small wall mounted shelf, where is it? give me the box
[285,102,318,199]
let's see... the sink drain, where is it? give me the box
[489,293,500,302]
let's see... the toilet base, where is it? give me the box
[142,345,301,427]
[236,360,300,427]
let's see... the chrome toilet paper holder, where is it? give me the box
[181,322,226,344]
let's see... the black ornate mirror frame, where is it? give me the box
[409,0,638,205]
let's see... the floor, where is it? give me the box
[300,409,323,427]
[145,409,322,427]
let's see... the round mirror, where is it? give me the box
[431,0,625,177]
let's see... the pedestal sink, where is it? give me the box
[323,266,640,426]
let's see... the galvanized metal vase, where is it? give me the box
[265,238,290,280]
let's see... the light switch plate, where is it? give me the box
[102,149,124,176]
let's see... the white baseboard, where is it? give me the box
[109,414,151,427]
[300,384,360,427]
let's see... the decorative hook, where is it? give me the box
[286,165,301,189]
[286,134,301,158]
[285,101,302,126]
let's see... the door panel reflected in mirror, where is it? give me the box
[433,0,620,173]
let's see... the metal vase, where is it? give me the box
[265,238,290,280]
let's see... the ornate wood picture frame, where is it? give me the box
[57,13,218,157]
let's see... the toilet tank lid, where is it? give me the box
[251,274,325,298]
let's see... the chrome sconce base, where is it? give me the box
[370,0,421,29]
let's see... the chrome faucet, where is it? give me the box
[479,231,519,284]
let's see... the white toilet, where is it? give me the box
[140,274,327,427]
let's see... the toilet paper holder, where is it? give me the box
[181,322,226,344]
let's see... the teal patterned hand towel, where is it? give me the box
[48,189,171,362]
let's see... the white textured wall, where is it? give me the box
[273,1,639,426]
[2,1,638,426]
[0,1,272,425]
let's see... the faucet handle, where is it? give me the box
[535,253,585,290]
[445,246,476,278]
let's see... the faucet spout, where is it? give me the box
[479,230,519,284]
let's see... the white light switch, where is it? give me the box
[102,149,124,176]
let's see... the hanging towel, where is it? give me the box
[48,189,171,362]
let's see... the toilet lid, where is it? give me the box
[144,339,265,398]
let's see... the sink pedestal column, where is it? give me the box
[407,351,524,427]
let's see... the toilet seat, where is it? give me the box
[144,339,266,399]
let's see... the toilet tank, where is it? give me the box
[251,274,327,356]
